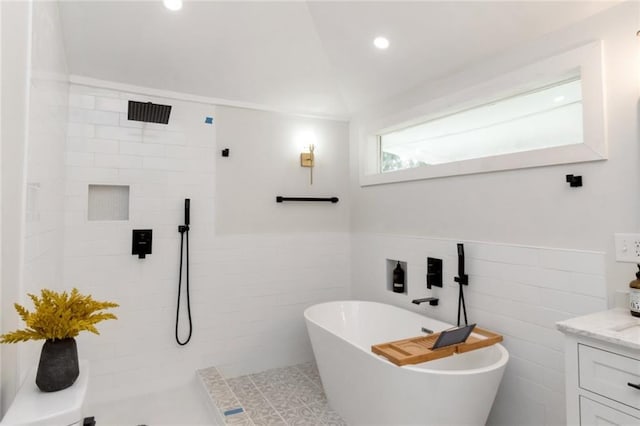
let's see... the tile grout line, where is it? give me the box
[221,375,255,426]
[246,373,288,425]
[246,364,325,425]
[198,368,252,426]
[296,365,323,390]
[291,365,329,425]
[290,365,324,425]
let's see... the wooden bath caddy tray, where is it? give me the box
[371,327,503,366]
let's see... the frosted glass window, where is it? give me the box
[88,185,129,221]
[379,78,583,172]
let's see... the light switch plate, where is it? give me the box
[614,233,640,263]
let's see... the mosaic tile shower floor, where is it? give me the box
[197,362,347,426]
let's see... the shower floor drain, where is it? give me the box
[197,362,346,425]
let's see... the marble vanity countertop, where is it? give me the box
[556,308,640,351]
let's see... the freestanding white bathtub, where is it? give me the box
[304,301,508,425]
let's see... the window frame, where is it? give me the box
[359,41,606,186]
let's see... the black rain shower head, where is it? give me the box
[128,100,172,124]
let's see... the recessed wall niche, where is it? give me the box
[386,258,407,294]
[88,184,130,221]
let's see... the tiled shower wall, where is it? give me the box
[64,83,350,404]
[20,1,69,380]
[351,233,606,426]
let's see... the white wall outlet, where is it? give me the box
[614,233,640,263]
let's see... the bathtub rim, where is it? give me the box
[304,299,509,376]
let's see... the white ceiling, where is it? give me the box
[58,1,618,118]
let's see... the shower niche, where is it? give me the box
[88,184,130,221]
[386,258,407,294]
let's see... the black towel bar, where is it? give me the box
[276,196,339,203]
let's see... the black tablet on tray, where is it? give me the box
[432,324,476,349]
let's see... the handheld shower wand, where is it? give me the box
[454,243,469,326]
[454,243,468,285]
[184,198,190,227]
[176,199,193,346]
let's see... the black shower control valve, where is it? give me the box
[221,148,230,157]
[132,229,152,259]
[566,174,582,187]
[426,257,443,289]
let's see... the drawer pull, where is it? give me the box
[628,382,640,390]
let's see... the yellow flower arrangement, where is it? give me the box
[0,288,119,343]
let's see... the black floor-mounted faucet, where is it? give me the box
[412,297,439,306]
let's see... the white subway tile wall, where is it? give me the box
[350,233,606,426]
[64,84,350,404]
[21,1,70,382]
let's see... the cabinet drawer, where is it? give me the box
[580,396,640,425]
[579,344,640,410]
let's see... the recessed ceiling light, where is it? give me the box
[373,36,390,50]
[163,0,182,11]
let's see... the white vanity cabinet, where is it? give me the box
[580,395,639,425]
[558,309,640,425]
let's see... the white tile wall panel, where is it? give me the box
[569,272,607,298]
[87,110,121,126]
[70,83,120,99]
[86,138,119,154]
[66,136,87,152]
[119,141,166,157]
[164,145,191,159]
[69,93,96,109]
[66,166,118,182]
[118,112,144,129]
[69,108,120,126]
[64,209,86,227]
[65,151,94,167]
[95,97,126,112]
[67,122,95,138]
[465,242,541,266]
[68,107,87,123]
[541,288,606,315]
[95,124,143,142]
[142,156,184,171]
[538,248,605,274]
[142,129,187,145]
[94,153,143,169]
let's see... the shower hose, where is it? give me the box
[176,199,193,345]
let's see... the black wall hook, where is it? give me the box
[566,174,583,187]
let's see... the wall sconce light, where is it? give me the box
[300,144,315,185]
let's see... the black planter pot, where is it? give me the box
[35,338,79,392]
